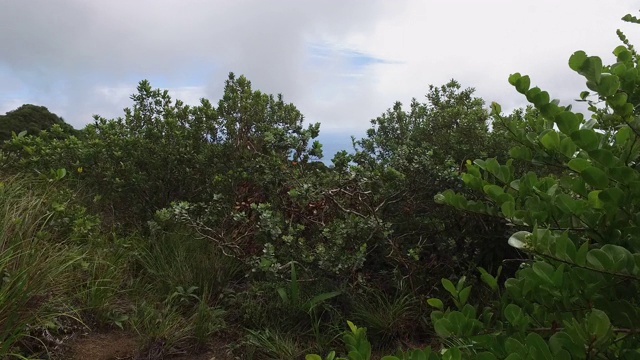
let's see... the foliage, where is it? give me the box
[349,288,420,348]
[0,176,81,356]
[8,12,640,360]
[134,230,244,302]
[277,262,341,315]
[0,104,76,141]
[1,74,322,226]
[351,81,512,291]
[244,328,308,360]
[429,14,640,359]
[307,321,444,360]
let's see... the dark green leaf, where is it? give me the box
[581,166,609,188]
[588,149,618,167]
[559,137,577,158]
[540,130,560,150]
[515,75,531,94]
[571,129,599,151]
[555,112,581,135]
[598,187,625,206]
[568,158,591,172]
[608,92,628,106]
[569,51,587,72]
[586,249,613,270]
[508,73,522,86]
[598,74,620,97]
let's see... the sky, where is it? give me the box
[1,1,638,158]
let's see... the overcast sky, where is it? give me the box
[1,1,638,157]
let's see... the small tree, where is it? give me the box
[351,81,511,290]
[430,14,640,359]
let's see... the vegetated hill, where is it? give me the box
[0,104,76,141]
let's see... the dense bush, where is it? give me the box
[310,12,640,360]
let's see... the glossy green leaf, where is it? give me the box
[442,347,461,360]
[559,137,577,158]
[476,353,498,360]
[569,51,588,72]
[508,73,522,86]
[532,261,555,286]
[540,130,560,150]
[491,102,502,115]
[587,309,611,339]
[579,91,590,100]
[568,158,591,172]
[478,267,498,291]
[433,319,453,337]
[599,187,625,206]
[589,149,618,167]
[588,190,604,209]
[526,332,553,360]
[571,129,599,151]
[441,278,457,296]
[615,126,633,144]
[581,166,609,188]
[427,298,444,310]
[586,249,613,270]
[532,90,550,107]
[585,56,603,82]
[483,184,505,200]
[608,166,638,184]
[458,286,471,305]
[576,241,589,266]
[504,303,524,326]
[525,87,541,102]
[555,112,581,135]
[598,74,620,97]
[608,92,628,106]
[501,200,516,218]
[601,244,633,271]
[515,75,531,94]
[540,102,562,119]
[550,331,585,357]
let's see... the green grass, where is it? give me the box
[244,328,308,360]
[350,287,420,349]
[134,230,245,303]
[0,176,82,356]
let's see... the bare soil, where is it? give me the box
[67,331,138,360]
[64,331,229,360]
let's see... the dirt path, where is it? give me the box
[65,331,223,360]
[67,332,138,360]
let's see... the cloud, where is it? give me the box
[0,0,638,155]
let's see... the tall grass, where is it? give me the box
[134,231,245,301]
[350,288,420,349]
[0,176,81,356]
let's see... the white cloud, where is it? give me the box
[0,0,638,150]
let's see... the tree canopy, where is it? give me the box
[0,104,75,141]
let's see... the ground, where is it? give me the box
[63,331,230,360]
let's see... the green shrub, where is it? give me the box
[311,12,640,360]
[429,16,640,358]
